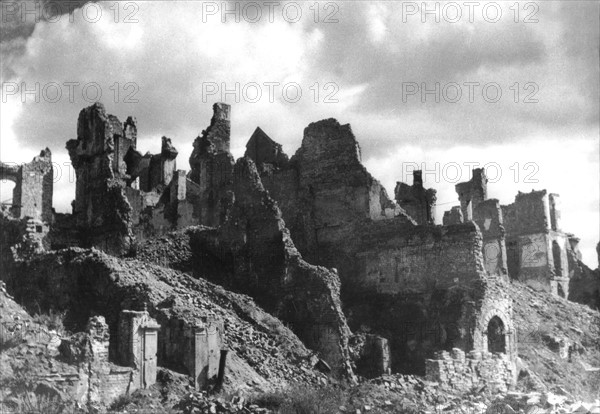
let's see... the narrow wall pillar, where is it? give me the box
[119,309,161,389]
[192,318,223,390]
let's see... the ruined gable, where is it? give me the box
[244,126,289,170]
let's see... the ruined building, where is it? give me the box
[443,170,584,299]
[2,102,596,398]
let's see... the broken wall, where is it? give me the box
[357,222,484,294]
[473,199,508,277]
[502,190,570,296]
[426,349,516,393]
[455,168,487,221]
[394,170,437,225]
[568,241,600,310]
[189,157,354,378]
[242,119,515,381]
[188,103,235,227]
[0,149,53,223]
[66,103,134,255]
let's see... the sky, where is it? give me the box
[1,0,599,266]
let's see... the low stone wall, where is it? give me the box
[425,348,515,393]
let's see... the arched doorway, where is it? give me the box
[552,240,562,276]
[0,179,16,215]
[487,316,506,354]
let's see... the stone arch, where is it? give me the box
[0,162,20,213]
[487,316,506,354]
[0,162,19,183]
[477,305,514,358]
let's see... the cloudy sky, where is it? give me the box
[1,1,598,266]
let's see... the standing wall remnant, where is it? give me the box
[445,172,576,298]
[425,348,516,393]
[473,199,508,277]
[66,103,134,255]
[455,168,487,221]
[189,103,235,227]
[0,149,53,223]
[192,317,223,390]
[502,190,570,296]
[190,157,355,378]
[394,170,437,225]
[118,309,161,389]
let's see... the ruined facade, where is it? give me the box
[444,170,577,297]
[243,121,517,377]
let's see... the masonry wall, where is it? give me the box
[502,190,571,296]
[455,169,487,221]
[425,349,516,393]
[188,103,235,227]
[394,171,437,225]
[357,222,484,294]
[473,199,508,277]
[190,157,354,378]
[66,103,134,255]
[1,149,53,223]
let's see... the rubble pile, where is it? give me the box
[177,392,272,414]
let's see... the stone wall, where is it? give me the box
[248,119,406,267]
[445,174,579,299]
[394,170,437,225]
[58,315,139,408]
[500,190,571,296]
[350,334,391,378]
[473,199,508,277]
[0,149,53,223]
[245,127,289,169]
[118,309,161,389]
[188,103,235,227]
[66,102,134,255]
[568,241,600,310]
[455,168,487,221]
[357,221,484,294]
[425,348,516,393]
[190,157,354,378]
[241,117,517,382]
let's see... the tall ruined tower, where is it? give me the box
[66,102,133,254]
[188,103,235,227]
[455,168,487,221]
